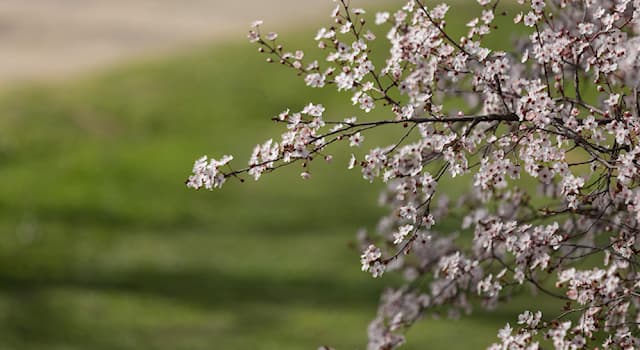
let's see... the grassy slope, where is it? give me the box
[0,3,558,350]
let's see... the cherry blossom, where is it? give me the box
[189,0,640,348]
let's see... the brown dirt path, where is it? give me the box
[0,0,354,85]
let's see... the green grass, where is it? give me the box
[0,3,559,350]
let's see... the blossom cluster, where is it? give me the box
[190,0,640,348]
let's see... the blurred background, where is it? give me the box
[0,1,552,349]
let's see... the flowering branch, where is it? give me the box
[188,0,640,349]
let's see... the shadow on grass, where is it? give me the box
[0,264,384,349]
[0,266,384,310]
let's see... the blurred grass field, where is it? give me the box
[0,4,561,350]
